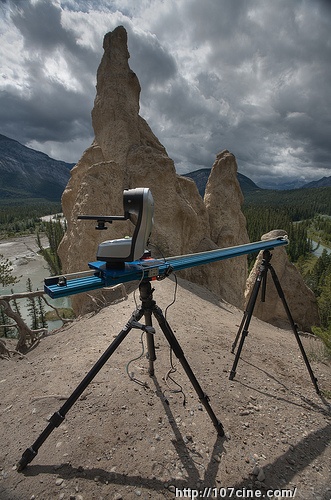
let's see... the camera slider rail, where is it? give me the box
[44,237,288,299]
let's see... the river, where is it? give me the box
[0,234,70,330]
[311,240,331,257]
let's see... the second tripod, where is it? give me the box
[229,249,320,395]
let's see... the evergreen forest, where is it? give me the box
[0,201,61,236]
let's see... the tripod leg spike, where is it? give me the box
[17,447,37,472]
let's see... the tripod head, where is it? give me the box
[78,187,154,266]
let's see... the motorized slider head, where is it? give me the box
[78,188,154,266]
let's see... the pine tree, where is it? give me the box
[36,219,64,275]
[11,288,21,316]
[0,254,19,287]
[317,274,331,328]
[0,305,13,338]
[26,278,39,330]
[37,295,47,329]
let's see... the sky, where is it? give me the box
[1,0,331,188]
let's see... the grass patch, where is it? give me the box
[304,333,331,363]
[45,308,75,321]
[312,326,331,358]
[321,389,331,399]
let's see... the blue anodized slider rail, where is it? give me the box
[44,237,288,299]
[44,237,288,298]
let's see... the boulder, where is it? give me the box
[245,230,320,331]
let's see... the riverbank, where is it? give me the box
[311,239,331,257]
[0,234,49,292]
[0,234,71,330]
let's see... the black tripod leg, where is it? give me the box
[152,305,225,437]
[232,252,269,355]
[17,312,142,471]
[144,309,156,376]
[229,267,264,380]
[139,280,156,376]
[231,311,247,354]
[268,266,320,394]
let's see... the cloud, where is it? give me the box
[0,1,96,148]
[0,0,330,187]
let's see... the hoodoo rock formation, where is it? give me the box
[204,151,249,308]
[58,26,249,314]
[245,230,320,331]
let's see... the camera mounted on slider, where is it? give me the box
[78,187,154,267]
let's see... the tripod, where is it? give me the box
[17,279,224,471]
[229,249,320,395]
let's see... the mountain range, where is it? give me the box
[184,168,331,197]
[0,134,74,203]
[303,176,331,189]
[0,134,330,203]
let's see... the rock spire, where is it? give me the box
[58,26,249,314]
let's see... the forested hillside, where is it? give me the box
[244,187,331,220]
[0,202,61,236]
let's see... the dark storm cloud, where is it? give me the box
[1,0,97,148]
[128,30,177,90]
[0,87,93,143]
[12,0,99,82]
[12,0,70,50]
[175,0,331,184]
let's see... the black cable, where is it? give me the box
[125,332,149,388]
[162,272,186,406]
[163,347,187,406]
[164,272,178,320]
[130,247,184,402]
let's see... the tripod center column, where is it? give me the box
[139,280,157,375]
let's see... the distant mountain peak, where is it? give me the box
[183,168,262,197]
[0,134,74,203]
[303,176,331,189]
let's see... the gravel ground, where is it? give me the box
[1,276,330,500]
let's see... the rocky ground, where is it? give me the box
[1,277,330,500]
